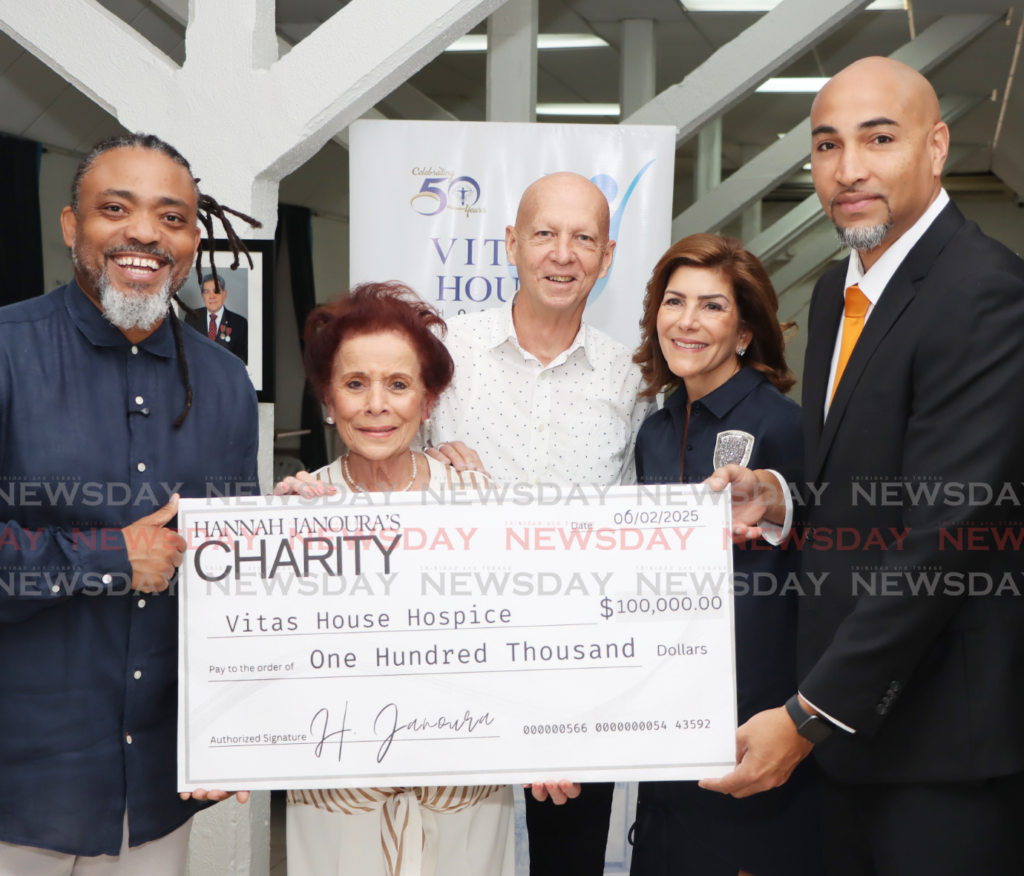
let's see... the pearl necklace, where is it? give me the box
[342,450,418,493]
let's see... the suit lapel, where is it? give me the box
[802,265,846,471]
[809,201,966,482]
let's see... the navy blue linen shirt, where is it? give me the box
[0,281,258,856]
[635,366,803,722]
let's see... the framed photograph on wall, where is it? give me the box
[174,238,275,402]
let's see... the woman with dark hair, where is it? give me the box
[628,235,822,876]
[274,282,514,876]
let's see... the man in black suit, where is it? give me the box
[185,273,249,365]
[701,57,1024,873]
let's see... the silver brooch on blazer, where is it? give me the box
[713,430,755,469]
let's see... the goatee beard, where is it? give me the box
[73,244,181,332]
[834,222,894,253]
[830,193,894,254]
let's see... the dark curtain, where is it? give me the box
[0,135,44,306]
[277,203,329,472]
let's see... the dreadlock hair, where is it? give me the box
[72,133,262,426]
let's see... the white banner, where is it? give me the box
[349,121,676,351]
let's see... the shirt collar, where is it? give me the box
[489,292,594,370]
[665,366,768,420]
[209,307,224,320]
[845,188,950,306]
[64,278,177,358]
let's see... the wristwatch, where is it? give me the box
[785,693,833,744]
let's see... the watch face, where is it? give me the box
[803,716,833,745]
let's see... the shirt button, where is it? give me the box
[540,372,548,380]
[135,396,144,405]
[131,346,138,355]
[134,670,142,680]
[138,599,146,608]
[102,574,112,584]
[51,584,60,593]
[534,477,542,485]
[137,462,146,472]
[537,424,545,432]
[686,445,693,451]
[126,734,133,744]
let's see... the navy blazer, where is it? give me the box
[635,366,803,722]
[185,305,249,365]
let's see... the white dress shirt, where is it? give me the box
[429,294,652,485]
[802,188,950,735]
[207,307,224,334]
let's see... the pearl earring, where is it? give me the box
[737,347,747,357]
[325,415,335,425]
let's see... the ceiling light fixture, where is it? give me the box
[445,33,610,52]
[536,103,621,116]
[757,77,830,92]
[680,0,902,10]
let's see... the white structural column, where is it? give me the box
[622,0,872,143]
[619,19,656,119]
[740,144,763,242]
[487,0,538,122]
[671,13,1002,240]
[694,118,722,202]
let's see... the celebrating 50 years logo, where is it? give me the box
[410,167,485,217]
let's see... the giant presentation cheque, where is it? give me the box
[177,485,737,791]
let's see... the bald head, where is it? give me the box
[504,171,616,322]
[809,56,948,266]
[515,172,611,242]
[813,56,941,131]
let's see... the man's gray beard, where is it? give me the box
[72,247,177,332]
[98,274,174,332]
[834,222,893,253]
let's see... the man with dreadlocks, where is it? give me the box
[0,133,260,873]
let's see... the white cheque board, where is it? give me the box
[177,485,737,791]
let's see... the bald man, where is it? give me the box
[704,57,1024,873]
[427,173,652,875]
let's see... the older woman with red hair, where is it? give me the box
[275,282,513,876]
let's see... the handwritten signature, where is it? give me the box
[310,703,494,764]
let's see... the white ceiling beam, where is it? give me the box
[0,0,177,116]
[672,14,1002,242]
[0,0,500,234]
[269,0,497,161]
[150,0,458,151]
[621,0,872,144]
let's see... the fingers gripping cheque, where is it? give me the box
[177,483,738,791]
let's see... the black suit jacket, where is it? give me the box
[796,202,1024,784]
[184,307,248,365]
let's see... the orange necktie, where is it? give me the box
[830,285,870,402]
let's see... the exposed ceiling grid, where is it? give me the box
[0,0,1014,213]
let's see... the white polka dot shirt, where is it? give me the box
[430,295,652,486]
